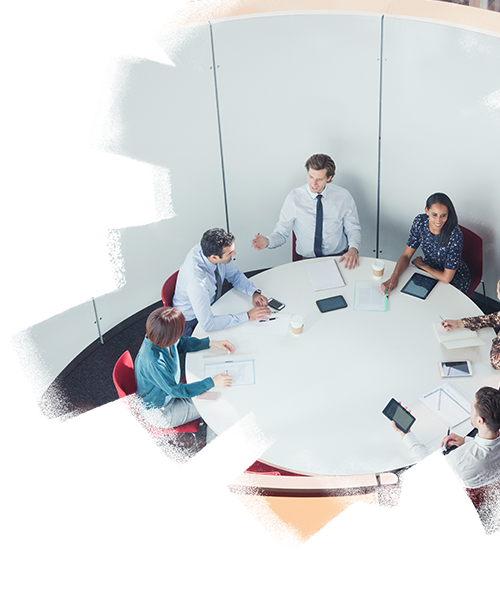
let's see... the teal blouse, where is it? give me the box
[134,335,214,409]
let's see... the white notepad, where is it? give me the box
[420,383,471,427]
[305,258,345,291]
[204,359,255,386]
[433,323,484,349]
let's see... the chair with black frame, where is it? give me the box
[112,350,201,447]
[161,270,179,307]
[459,225,486,302]
[0,31,30,62]
[27,2,71,46]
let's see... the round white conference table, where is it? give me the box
[187,257,498,476]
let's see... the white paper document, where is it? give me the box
[305,259,345,291]
[420,383,471,427]
[353,281,388,311]
[237,313,291,336]
[204,359,255,386]
[432,322,484,349]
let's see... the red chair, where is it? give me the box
[0,31,30,62]
[292,231,303,262]
[459,225,485,300]
[403,481,500,546]
[161,270,179,307]
[219,450,305,477]
[219,448,281,475]
[27,2,71,46]
[112,350,200,437]
[427,481,500,546]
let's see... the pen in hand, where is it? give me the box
[443,427,450,452]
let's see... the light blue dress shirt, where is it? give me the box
[173,244,258,332]
[265,182,362,258]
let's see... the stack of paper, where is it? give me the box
[420,382,471,427]
[305,259,345,291]
[353,281,388,312]
[433,323,484,349]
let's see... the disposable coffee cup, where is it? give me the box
[372,260,385,279]
[290,315,304,335]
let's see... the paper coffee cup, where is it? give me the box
[372,259,385,279]
[290,315,304,335]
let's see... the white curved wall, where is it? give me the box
[20,4,500,383]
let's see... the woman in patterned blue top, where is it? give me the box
[381,193,471,296]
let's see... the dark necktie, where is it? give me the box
[314,194,323,257]
[213,265,222,304]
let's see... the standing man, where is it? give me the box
[252,154,362,269]
[392,386,500,489]
[173,228,270,335]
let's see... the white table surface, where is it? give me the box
[0,0,61,25]
[187,257,498,476]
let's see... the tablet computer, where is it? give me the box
[316,295,347,313]
[400,272,438,300]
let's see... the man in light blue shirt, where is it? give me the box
[174,228,270,335]
[252,154,361,269]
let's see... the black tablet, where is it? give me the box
[400,272,438,300]
[316,295,347,313]
[382,398,416,434]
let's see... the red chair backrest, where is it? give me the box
[459,225,483,297]
[219,449,281,475]
[112,350,200,435]
[465,479,500,510]
[292,231,303,262]
[113,350,142,435]
[0,31,30,62]
[35,2,71,46]
[161,270,179,307]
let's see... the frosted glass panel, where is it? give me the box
[49,25,226,332]
[379,16,500,292]
[212,14,382,271]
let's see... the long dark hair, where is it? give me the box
[425,192,458,247]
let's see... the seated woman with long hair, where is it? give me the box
[134,306,234,430]
[381,192,471,296]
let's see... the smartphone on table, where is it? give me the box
[438,360,472,378]
[268,297,285,311]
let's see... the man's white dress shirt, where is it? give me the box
[265,182,361,258]
[403,431,500,489]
